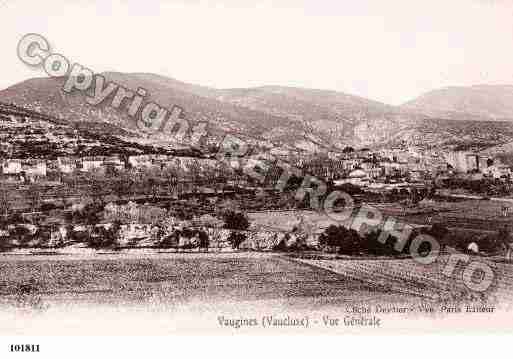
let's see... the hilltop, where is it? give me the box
[401,85,513,122]
[3,74,513,153]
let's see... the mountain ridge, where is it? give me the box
[3,73,513,154]
[401,84,513,122]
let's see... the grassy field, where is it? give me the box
[0,252,410,310]
[248,199,513,234]
[293,253,513,304]
[1,251,511,334]
[248,200,512,249]
[377,199,513,230]
[1,251,510,310]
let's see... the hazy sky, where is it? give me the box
[1,0,513,105]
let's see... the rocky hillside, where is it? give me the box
[3,74,513,153]
[402,85,513,122]
[0,102,200,159]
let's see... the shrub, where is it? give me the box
[475,234,504,254]
[425,223,449,244]
[227,231,246,249]
[0,234,12,252]
[444,228,506,255]
[319,225,361,254]
[222,211,250,231]
[72,202,103,224]
[87,222,121,249]
[11,225,34,246]
[158,231,179,248]
[287,236,310,252]
[273,236,289,251]
[360,230,400,256]
[198,229,209,251]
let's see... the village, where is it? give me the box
[1,140,512,256]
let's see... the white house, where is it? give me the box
[128,155,153,169]
[23,160,47,178]
[2,159,22,174]
[57,157,77,174]
[80,157,105,172]
[334,169,369,186]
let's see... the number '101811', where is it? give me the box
[10,345,40,353]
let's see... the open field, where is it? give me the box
[294,254,513,303]
[376,198,513,229]
[249,198,513,235]
[0,251,512,334]
[0,252,408,309]
[1,251,511,309]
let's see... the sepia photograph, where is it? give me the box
[0,0,512,349]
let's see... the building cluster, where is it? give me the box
[0,146,510,187]
[443,151,511,179]
[0,155,216,183]
[294,147,510,187]
[294,147,446,186]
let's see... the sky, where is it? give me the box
[1,0,513,105]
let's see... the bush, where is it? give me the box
[360,230,400,256]
[87,222,121,249]
[72,202,103,224]
[222,211,250,231]
[443,228,506,255]
[198,229,209,251]
[273,236,289,251]
[0,235,12,252]
[158,231,179,248]
[319,225,361,254]
[475,234,504,254]
[425,223,449,244]
[227,231,246,249]
[287,237,310,251]
[158,228,210,250]
[11,225,34,246]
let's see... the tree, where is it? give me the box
[222,211,250,250]
[144,175,160,199]
[319,225,361,254]
[222,210,250,231]
[188,161,203,189]
[198,229,209,252]
[498,225,512,258]
[284,175,303,192]
[111,172,132,199]
[26,184,42,213]
[427,223,449,244]
[73,201,102,225]
[88,173,107,205]
[159,229,179,249]
[0,186,11,224]
[163,167,178,195]
[87,221,121,249]
[361,230,399,256]
[273,236,289,251]
[227,231,246,250]
[11,225,34,246]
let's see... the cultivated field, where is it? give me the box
[0,251,512,334]
[294,254,513,303]
[377,199,513,231]
[1,251,510,310]
[0,252,409,309]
